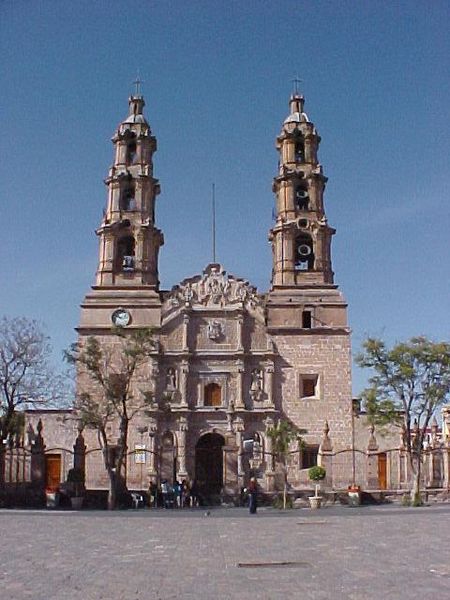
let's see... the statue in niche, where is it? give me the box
[207,320,223,341]
[166,367,177,391]
[250,368,263,401]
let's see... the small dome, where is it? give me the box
[284,111,310,125]
[124,113,148,124]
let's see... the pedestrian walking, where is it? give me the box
[248,477,257,514]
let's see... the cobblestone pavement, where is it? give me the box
[0,504,449,600]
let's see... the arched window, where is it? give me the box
[295,186,309,211]
[295,233,314,271]
[204,383,221,407]
[116,235,135,272]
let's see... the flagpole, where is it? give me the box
[212,183,216,263]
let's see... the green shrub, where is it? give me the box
[308,466,326,481]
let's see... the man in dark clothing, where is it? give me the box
[248,477,257,514]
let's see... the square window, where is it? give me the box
[301,375,318,398]
[302,445,319,469]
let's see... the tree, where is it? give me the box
[267,419,304,509]
[356,336,450,505]
[65,328,156,510]
[0,316,62,446]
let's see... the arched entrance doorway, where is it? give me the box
[195,432,225,504]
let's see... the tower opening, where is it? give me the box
[126,141,137,165]
[295,186,309,211]
[295,233,314,270]
[116,235,135,272]
[294,137,305,162]
[120,184,136,211]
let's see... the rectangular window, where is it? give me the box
[302,445,319,469]
[301,375,318,398]
[302,310,312,328]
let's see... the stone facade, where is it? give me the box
[22,90,448,499]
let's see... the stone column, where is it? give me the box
[236,313,244,352]
[73,423,86,475]
[264,416,275,491]
[318,421,333,488]
[180,360,189,407]
[182,313,190,352]
[235,360,245,409]
[264,361,275,408]
[30,419,46,489]
[177,416,188,480]
[147,417,158,482]
[234,417,245,483]
[366,425,379,490]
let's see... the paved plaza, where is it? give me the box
[0,504,449,600]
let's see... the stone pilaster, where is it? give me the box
[236,313,244,352]
[264,361,275,408]
[180,360,189,407]
[177,416,188,480]
[264,416,275,491]
[147,417,158,482]
[233,416,245,483]
[182,312,190,352]
[235,360,245,409]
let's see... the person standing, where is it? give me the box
[248,477,258,514]
[149,481,158,508]
[161,480,169,509]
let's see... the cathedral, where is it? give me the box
[70,88,353,498]
[14,90,450,502]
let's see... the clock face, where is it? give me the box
[111,308,131,327]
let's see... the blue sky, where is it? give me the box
[1,0,449,394]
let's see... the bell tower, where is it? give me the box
[78,89,163,330]
[267,92,348,332]
[96,92,163,287]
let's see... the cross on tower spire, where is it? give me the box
[133,75,144,96]
[291,75,303,95]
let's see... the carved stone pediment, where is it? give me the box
[162,264,263,317]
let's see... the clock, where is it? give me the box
[111,308,131,327]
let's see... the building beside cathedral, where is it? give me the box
[20,90,448,502]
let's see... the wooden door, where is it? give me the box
[378,453,387,490]
[45,454,61,490]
